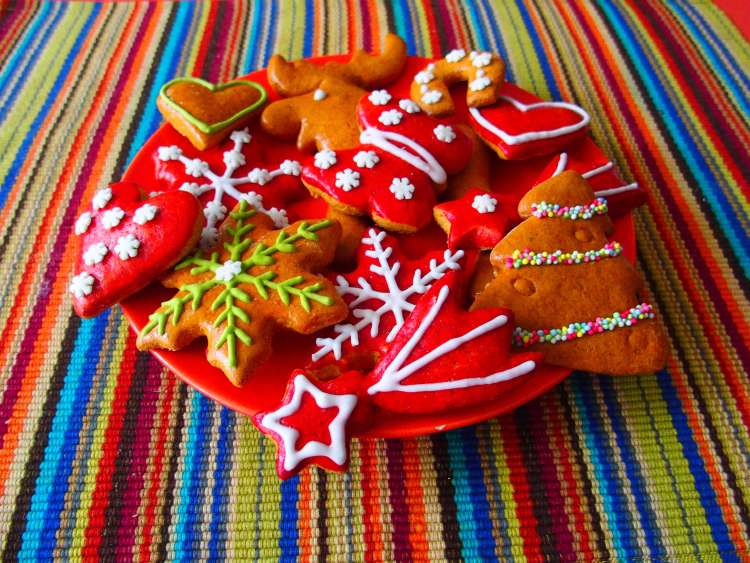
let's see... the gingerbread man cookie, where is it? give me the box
[410,49,505,116]
[261,34,407,151]
[137,200,348,386]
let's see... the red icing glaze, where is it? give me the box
[72,182,202,318]
[367,272,541,414]
[301,93,473,231]
[469,83,591,160]
[434,188,511,249]
[533,140,648,216]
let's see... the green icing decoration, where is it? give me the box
[141,201,334,367]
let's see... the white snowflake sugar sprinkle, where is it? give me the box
[70,272,95,298]
[101,207,125,229]
[368,90,392,106]
[335,169,361,192]
[378,109,403,126]
[421,90,443,105]
[314,149,337,170]
[114,234,140,260]
[92,188,112,210]
[433,124,456,143]
[83,242,108,266]
[75,212,93,235]
[389,177,415,200]
[353,150,380,169]
[472,194,498,214]
[133,204,158,225]
[398,99,421,114]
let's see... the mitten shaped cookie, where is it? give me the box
[472,171,668,375]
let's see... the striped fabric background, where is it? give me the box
[1,1,749,560]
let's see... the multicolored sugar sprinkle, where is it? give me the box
[504,242,622,269]
[531,197,608,220]
[512,303,655,347]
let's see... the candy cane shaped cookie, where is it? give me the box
[410,49,505,116]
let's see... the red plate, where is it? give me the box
[120,56,635,438]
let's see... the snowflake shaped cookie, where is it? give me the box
[312,228,464,361]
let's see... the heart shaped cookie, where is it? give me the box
[70,182,203,318]
[157,77,267,150]
[469,83,590,160]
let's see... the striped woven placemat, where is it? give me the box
[1,1,749,560]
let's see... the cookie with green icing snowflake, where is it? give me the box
[137,200,347,386]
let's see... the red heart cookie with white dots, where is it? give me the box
[70,182,203,318]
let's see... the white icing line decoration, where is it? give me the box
[157,128,298,248]
[359,127,447,184]
[469,95,591,146]
[550,153,639,197]
[313,229,463,361]
[260,374,357,473]
[367,285,537,395]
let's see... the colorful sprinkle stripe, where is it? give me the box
[0,2,749,560]
[512,303,656,347]
[505,242,623,268]
[531,197,609,219]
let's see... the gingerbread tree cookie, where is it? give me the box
[137,200,348,386]
[472,171,667,375]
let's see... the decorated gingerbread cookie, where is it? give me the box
[472,171,668,375]
[469,83,591,160]
[153,128,306,249]
[433,188,510,250]
[534,143,647,216]
[137,200,348,386]
[261,34,407,151]
[312,228,466,365]
[410,49,505,116]
[367,271,539,414]
[301,91,473,232]
[70,182,203,318]
[157,77,267,150]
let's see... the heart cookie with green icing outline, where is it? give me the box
[157,77,267,150]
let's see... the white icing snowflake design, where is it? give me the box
[157,128,298,249]
[75,212,93,235]
[433,124,456,143]
[70,272,95,299]
[114,234,140,260]
[335,168,361,192]
[314,149,337,170]
[353,150,380,169]
[389,177,415,200]
[83,242,108,266]
[378,109,403,126]
[470,51,493,68]
[368,89,392,106]
[101,207,125,229]
[414,69,434,85]
[421,90,443,105]
[445,48,466,63]
[133,203,158,225]
[469,75,491,92]
[312,229,464,361]
[92,188,112,210]
[398,99,421,114]
[472,193,497,214]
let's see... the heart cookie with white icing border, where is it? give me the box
[70,182,203,318]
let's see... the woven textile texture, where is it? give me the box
[1,1,749,561]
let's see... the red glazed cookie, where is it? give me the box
[367,271,539,414]
[472,171,668,375]
[157,77,267,150]
[137,200,348,386]
[261,34,407,151]
[533,143,647,216]
[312,228,466,365]
[433,188,511,250]
[253,369,367,479]
[469,83,591,160]
[70,182,203,318]
[410,49,505,115]
[301,91,473,232]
